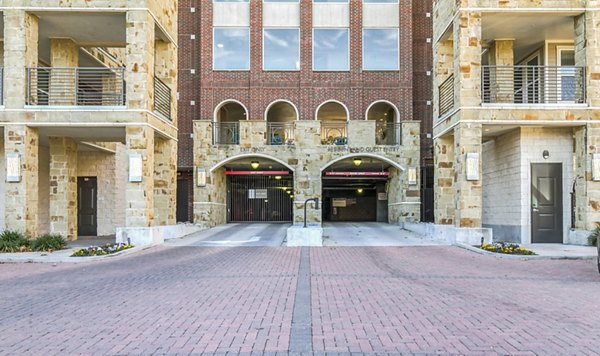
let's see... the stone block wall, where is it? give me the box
[0,136,4,231]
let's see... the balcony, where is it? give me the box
[213,122,240,145]
[376,122,401,145]
[27,67,125,106]
[482,65,585,105]
[320,122,347,145]
[267,122,295,146]
[438,74,454,117]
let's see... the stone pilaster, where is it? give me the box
[126,10,155,111]
[453,10,482,107]
[574,124,600,230]
[153,137,177,226]
[433,38,454,118]
[453,122,483,228]
[295,120,321,148]
[126,126,155,227]
[575,10,600,106]
[493,40,514,103]
[49,137,78,240]
[240,120,267,147]
[154,40,178,125]
[3,10,38,109]
[293,156,322,226]
[348,120,375,146]
[4,126,39,236]
[434,135,455,225]
[50,38,79,106]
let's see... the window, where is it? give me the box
[264,29,300,70]
[363,0,398,3]
[213,28,250,70]
[314,0,348,2]
[363,28,399,70]
[264,0,298,2]
[214,0,248,2]
[313,29,349,71]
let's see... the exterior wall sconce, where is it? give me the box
[128,154,143,182]
[6,153,21,182]
[543,150,550,160]
[251,160,260,170]
[353,157,362,167]
[196,167,207,187]
[466,152,480,181]
[407,166,417,185]
[592,154,600,181]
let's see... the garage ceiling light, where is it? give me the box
[353,157,362,167]
[250,161,260,169]
[357,188,364,194]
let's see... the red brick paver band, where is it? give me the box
[0,245,599,355]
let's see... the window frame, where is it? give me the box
[362,27,400,71]
[312,0,349,3]
[263,0,299,2]
[362,0,399,4]
[312,28,351,72]
[213,27,251,71]
[262,27,301,71]
[213,0,249,3]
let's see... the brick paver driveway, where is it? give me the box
[0,246,599,355]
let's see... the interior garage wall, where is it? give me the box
[77,144,126,236]
[482,130,522,242]
[38,146,50,235]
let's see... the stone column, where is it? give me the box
[4,125,39,236]
[293,121,322,225]
[493,40,514,103]
[574,124,600,230]
[240,120,267,147]
[49,137,78,240]
[126,126,155,227]
[154,40,177,124]
[453,122,483,228]
[348,120,375,146]
[434,135,455,225]
[453,10,482,107]
[126,10,155,111]
[575,11,600,106]
[153,137,177,226]
[49,38,79,106]
[3,10,38,109]
[433,38,454,118]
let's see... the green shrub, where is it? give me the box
[0,230,30,253]
[589,224,600,247]
[31,234,67,252]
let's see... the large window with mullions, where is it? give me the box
[313,29,349,71]
[263,28,300,71]
[213,28,250,71]
[362,28,399,71]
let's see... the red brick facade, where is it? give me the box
[177,0,433,222]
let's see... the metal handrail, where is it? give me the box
[154,77,172,121]
[375,122,401,145]
[267,122,295,145]
[438,74,454,117]
[320,121,347,145]
[482,65,585,104]
[27,67,125,106]
[213,122,240,145]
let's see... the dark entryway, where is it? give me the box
[77,177,97,236]
[322,176,389,222]
[176,178,190,222]
[227,174,293,222]
[531,163,563,243]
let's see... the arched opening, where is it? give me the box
[321,155,403,223]
[265,100,298,145]
[213,100,247,145]
[366,101,401,145]
[215,154,294,222]
[316,101,348,145]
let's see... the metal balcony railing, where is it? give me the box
[213,122,240,145]
[320,122,347,145]
[482,65,585,104]
[154,77,172,121]
[267,122,295,145]
[438,74,454,117]
[27,67,125,106]
[376,122,401,145]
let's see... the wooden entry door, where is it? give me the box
[78,177,98,236]
[531,163,563,243]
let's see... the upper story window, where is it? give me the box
[314,0,348,2]
[363,28,399,70]
[214,0,249,2]
[313,29,349,71]
[264,29,300,71]
[214,28,250,70]
[363,0,398,3]
[264,0,299,2]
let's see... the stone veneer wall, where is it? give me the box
[0,136,4,231]
[38,146,50,235]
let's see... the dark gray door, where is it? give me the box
[78,177,97,236]
[531,163,562,243]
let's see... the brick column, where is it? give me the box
[3,10,38,109]
[4,126,39,236]
[126,126,155,227]
[49,38,78,106]
[126,10,155,111]
[453,10,482,107]
[153,137,177,226]
[434,135,455,225]
[155,40,177,124]
[453,122,483,228]
[49,137,78,240]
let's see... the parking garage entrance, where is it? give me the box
[322,157,392,222]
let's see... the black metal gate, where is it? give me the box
[227,175,293,222]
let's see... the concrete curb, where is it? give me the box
[455,242,597,260]
[0,243,158,264]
